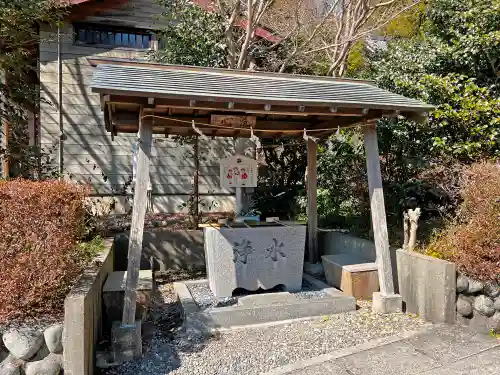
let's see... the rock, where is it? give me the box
[488,312,500,333]
[473,295,495,317]
[483,282,500,299]
[43,325,63,354]
[30,342,50,361]
[0,355,22,375]
[494,297,500,311]
[0,344,8,362]
[467,279,484,294]
[456,275,469,293]
[456,297,473,317]
[2,328,44,360]
[24,353,62,375]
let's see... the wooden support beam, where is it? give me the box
[122,112,153,326]
[363,123,395,295]
[307,138,318,264]
[101,94,110,111]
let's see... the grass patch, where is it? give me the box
[76,235,106,263]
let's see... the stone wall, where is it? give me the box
[114,230,205,271]
[63,239,115,375]
[396,250,456,324]
[1,324,64,375]
[455,274,500,333]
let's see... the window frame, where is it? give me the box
[73,23,155,50]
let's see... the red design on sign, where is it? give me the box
[241,173,248,180]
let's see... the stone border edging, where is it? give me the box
[174,277,356,331]
[63,238,115,375]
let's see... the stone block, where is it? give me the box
[64,238,114,375]
[322,254,379,300]
[456,275,469,293]
[103,270,153,324]
[114,230,205,272]
[24,353,62,375]
[208,295,357,328]
[204,226,306,298]
[2,328,44,361]
[372,292,402,314]
[473,295,495,317]
[238,292,296,307]
[456,296,473,317]
[396,250,456,324]
[111,321,142,364]
[43,325,63,354]
[0,355,21,375]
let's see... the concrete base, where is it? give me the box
[303,262,325,278]
[103,271,153,324]
[372,292,402,314]
[111,321,142,364]
[322,254,379,300]
[174,275,356,329]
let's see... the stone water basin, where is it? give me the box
[204,224,306,298]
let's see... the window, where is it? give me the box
[74,23,153,49]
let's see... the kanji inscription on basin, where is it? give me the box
[204,226,306,298]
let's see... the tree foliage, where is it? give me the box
[151,0,227,67]
[371,0,500,161]
[0,0,66,178]
[316,0,499,239]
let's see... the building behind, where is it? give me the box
[39,0,238,213]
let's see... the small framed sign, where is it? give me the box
[211,115,257,129]
[219,154,258,188]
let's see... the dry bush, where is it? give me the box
[426,162,500,282]
[0,179,90,323]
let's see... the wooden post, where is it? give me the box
[122,113,153,326]
[235,188,243,215]
[307,139,318,264]
[57,25,64,179]
[363,123,395,295]
[193,136,200,223]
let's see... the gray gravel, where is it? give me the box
[187,282,238,309]
[104,290,429,375]
[292,279,328,300]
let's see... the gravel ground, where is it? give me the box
[104,283,429,375]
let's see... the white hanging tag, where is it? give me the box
[192,120,208,140]
[250,127,261,149]
[303,128,318,143]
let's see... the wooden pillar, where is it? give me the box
[122,113,153,326]
[363,123,395,295]
[307,139,318,264]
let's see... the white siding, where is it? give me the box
[39,0,236,213]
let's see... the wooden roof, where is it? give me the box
[89,58,432,139]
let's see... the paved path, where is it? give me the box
[262,325,500,375]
